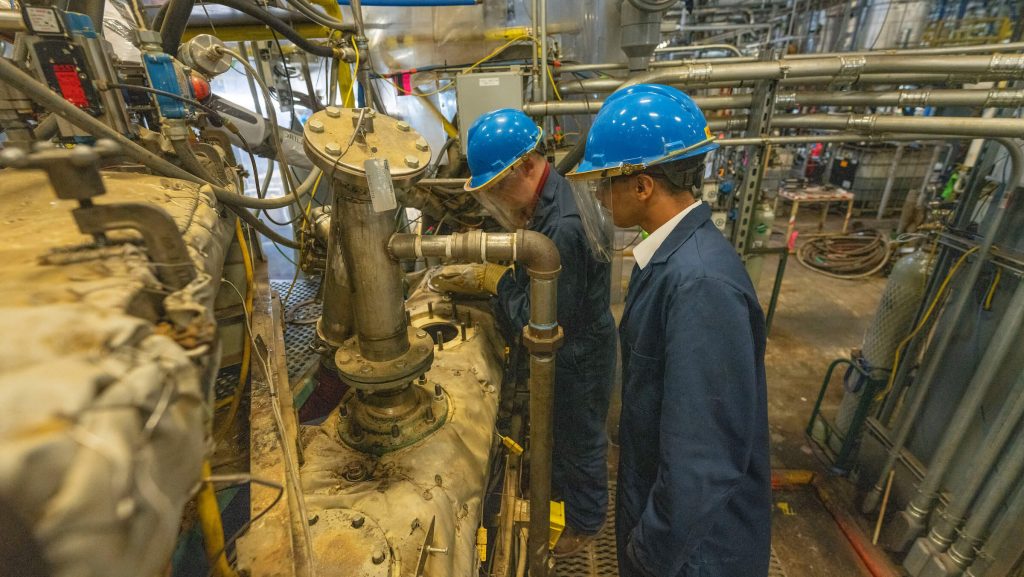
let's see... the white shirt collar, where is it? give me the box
[633,201,703,270]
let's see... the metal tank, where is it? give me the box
[832,248,932,443]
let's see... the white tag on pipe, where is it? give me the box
[364,158,397,213]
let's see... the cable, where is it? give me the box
[213,221,254,442]
[796,230,892,279]
[206,0,342,57]
[545,65,562,101]
[215,46,309,226]
[196,461,240,577]
[349,36,359,106]
[108,83,224,121]
[874,246,981,402]
[202,476,285,577]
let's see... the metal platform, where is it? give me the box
[272,278,322,384]
[555,480,789,577]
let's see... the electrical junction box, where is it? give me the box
[455,68,523,155]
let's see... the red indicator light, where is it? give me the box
[53,64,88,108]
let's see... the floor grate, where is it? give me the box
[271,278,322,383]
[555,480,789,577]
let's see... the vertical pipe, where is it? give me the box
[877,143,906,220]
[531,0,541,102]
[862,137,1023,515]
[539,0,549,117]
[318,206,354,347]
[335,182,410,361]
[943,406,1024,572]
[527,352,555,577]
[963,472,1024,577]
[923,371,1024,551]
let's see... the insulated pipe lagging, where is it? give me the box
[159,0,195,56]
[862,137,1023,515]
[0,57,302,249]
[336,0,476,4]
[389,229,561,575]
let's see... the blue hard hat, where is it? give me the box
[465,108,542,191]
[568,84,718,179]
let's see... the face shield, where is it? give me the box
[471,168,533,231]
[570,177,617,263]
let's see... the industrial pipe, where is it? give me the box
[769,114,1024,139]
[159,0,196,56]
[206,0,344,56]
[887,277,1024,553]
[654,43,743,56]
[913,372,1024,561]
[0,9,25,32]
[962,445,1024,577]
[525,90,1024,116]
[336,180,409,361]
[862,137,1023,515]
[557,54,1024,94]
[389,230,562,577]
[939,392,1024,574]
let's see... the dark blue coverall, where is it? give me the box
[495,166,617,535]
[616,203,771,577]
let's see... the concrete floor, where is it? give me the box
[759,213,891,577]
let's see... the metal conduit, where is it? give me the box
[558,73,1023,95]
[862,137,1023,516]
[887,275,1024,552]
[556,43,1024,75]
[524,89,1024,116]
[557,54,1024,94]
[389,230,561,577]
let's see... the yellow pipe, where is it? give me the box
[197,461,240,577]
[305,0,355,107]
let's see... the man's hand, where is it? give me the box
[432,264,511,296]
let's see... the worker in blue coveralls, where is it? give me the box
[433,108,616,557]
[567,84,771,577]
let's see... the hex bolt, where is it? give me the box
[391,424,400,438]
[417,330,427,339]
[351,515,365,528]
[308,119,325,133]
[325,106,341,118]
[325,142,343,156]
[360,365,372,374]
[461,323,468,342]
[434,383,443,399]
[372,549,386,564]
[425,405,435,424]
[436,331,444,351]
[419,374,427,385]
[405,155,420,168]
[396,121,411,132]
[339,404,349,417]
[427,303,434,318]
[405,309,412,324]
[415,138,429,151]
[451,300,458,320]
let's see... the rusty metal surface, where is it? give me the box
[249,270,505,577]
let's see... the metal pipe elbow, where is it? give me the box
[516,230,561,280]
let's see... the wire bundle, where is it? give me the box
[796,230,892,279]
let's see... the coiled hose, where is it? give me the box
[796,230,892,280]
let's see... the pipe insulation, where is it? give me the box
[0,57,303,248]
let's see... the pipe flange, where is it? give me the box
[303,107,430,188]
[522,325,564,354]
[335,327,435,391]
[336,384,450,455]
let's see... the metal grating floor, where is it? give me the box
[271,278,323,383]
[555,480,788,577]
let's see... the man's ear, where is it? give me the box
[634,174,657,202]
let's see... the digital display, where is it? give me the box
[53,64,89,108]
